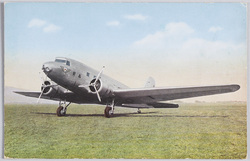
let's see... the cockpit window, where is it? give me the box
[55,58,66,63]
[55,58,70,66]
[66,61,70,66]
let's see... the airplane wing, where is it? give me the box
[14,91,98,104]
[114,84,240,104]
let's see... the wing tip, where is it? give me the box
[13,91,29,96]
[231,84,240,92]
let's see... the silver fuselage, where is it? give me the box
[42,57,128,103]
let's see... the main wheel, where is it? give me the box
[56,106,66,117]
[104,106,112,118]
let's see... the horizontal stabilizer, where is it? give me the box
[148,102,179,108]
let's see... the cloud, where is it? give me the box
[106,21,120,26]
[132,22,245,61]
[28,18,46,28]
[28,18,62,33]
[208,26,223,32]
[43,24,62,33]
[124,14,148,21]
[134,22,194,47]
[165,22,194,35]
[180,38,244,59]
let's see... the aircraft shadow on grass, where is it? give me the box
[31,112,228,118]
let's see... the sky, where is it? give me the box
[4,3,247,102]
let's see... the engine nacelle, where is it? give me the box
[89,79,113,98]
[41,81,67,97]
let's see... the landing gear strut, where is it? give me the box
[104,99,115,118]
[56,101,71,117]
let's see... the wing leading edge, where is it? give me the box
[114,84,240,104]
[13,91,97,104]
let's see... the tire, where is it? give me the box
[56,106,66,117]
[104,106,112,118]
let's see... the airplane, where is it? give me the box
[15,57,240,118]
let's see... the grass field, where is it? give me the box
[4,102,247,159]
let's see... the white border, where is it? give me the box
[0,1,248,161]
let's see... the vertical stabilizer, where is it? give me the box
[144,77,155,88]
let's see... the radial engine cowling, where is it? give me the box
[41,81,66,97]
[89,79,113,97]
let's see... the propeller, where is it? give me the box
[39,72,47,83]
[79,66,105,102]
[37,72,46,103]
[90,66,105,102]
[37,72,57,103]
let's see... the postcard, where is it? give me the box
[4,2,247,159]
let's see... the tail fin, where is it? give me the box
[144,77,155,88]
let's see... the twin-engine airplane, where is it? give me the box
[15,57,240,118]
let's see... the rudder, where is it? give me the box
[144,77,155,88]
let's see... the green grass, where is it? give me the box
[4,102,247,159]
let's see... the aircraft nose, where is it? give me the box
[42,62,53,73]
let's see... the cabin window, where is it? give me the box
[73,72,76,76]
[93,75,96,79]
[78,74,81,78]
[66,61,70,66]
[86,72,90,77]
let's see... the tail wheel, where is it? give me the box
[56,106,66,117]
[104,106,112,118]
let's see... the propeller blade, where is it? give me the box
[39,72,44,82]
[39,72,48,83]
[37,87,45,103]
[78,84,90,88]
[94,85,102,102]
[94,66,105,84]
[45,84,57,88]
